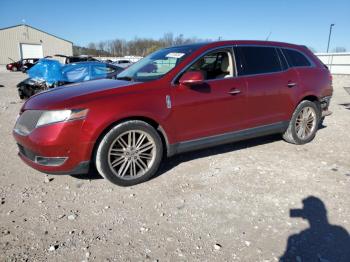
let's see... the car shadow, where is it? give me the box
[339,103,350,110]
[70,165,103,180]
[319,123,327,130]
[153,134,281,179]
[344,87,350,95]
[279,196,350,261]
[70,134,282,181]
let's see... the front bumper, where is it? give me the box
[13,120,93,175]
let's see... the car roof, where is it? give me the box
[163,42,210,50]
[167,40,304,50]
[203,40,305,49]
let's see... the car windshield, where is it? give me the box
[117,45,201,82]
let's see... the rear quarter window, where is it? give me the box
[235,46,282,75]
[282,49,311,67]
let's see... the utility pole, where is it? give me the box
[326,24,335,53]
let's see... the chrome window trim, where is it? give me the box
[171,43,316,85]
[232,68,291,79]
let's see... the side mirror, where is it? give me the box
[179,71,204,86]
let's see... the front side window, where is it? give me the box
[282,49,311,67]
[184,49,234,80]
[117,45,201,82]
[235,46,282,76]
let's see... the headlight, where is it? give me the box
[14,109,88,135]
[36,109,88,127]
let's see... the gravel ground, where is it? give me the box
[0,72,349,261]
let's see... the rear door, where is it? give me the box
[280,48,323,117]
[234,46,297,128]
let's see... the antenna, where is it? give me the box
[265,32,272,41]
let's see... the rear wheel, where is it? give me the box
[12,66,18,72]
[283,100,320,145]
[95,120,163,186]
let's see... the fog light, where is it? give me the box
[35,156,67,166]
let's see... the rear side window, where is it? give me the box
[282,49,311,67]
[235,46,282,75]
[276,48,288,70]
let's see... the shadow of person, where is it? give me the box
[280,196,350,262]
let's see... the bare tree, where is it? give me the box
[74,33,211,57]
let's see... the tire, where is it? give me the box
[95,120,163,186]
[12,66,18,72]
[282,100,321,145]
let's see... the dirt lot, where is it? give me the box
[0,72,349,261]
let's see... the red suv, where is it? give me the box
[13,41,333,186]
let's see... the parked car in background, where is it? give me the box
[13,41,333,186]
[54,54,98,64]
[6,58,40,72]
[112,59,133,68]
[17,59,124,99]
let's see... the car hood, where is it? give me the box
[23,79,138,110]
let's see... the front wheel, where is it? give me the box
[283,100,320,145]
[95,120,163,186]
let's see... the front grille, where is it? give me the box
[14,110,43,135]
[17,143,68,166]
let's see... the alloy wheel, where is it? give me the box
[107,130,156,180]
[295,106,317,140]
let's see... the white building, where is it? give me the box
[0,24,73,65]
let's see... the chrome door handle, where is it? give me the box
[287,82,297,88]
[228,89,241,95]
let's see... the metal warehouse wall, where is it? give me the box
[315,53,350,75]
[0,25,73,65]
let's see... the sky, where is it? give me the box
[1,0,349,53]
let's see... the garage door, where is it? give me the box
[20,44,43,59]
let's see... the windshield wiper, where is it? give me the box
[116,76,133,81]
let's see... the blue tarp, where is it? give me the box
[28,59,63,85]
[27,59,109,85]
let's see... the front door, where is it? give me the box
[171,48,248,142]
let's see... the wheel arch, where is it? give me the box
[298,94,321,112]
[300,95,319,103]
[90,116,171,163]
